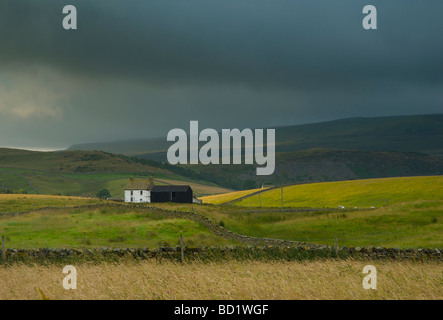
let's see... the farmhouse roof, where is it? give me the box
[151,185,191,192]
[125,178,154,190]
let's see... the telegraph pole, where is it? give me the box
[281,170,283,210]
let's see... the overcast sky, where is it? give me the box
[0,0,442,150]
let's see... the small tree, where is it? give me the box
[96,188,111,199]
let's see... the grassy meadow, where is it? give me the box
[0,194,441,249]
[191,201,443,248]
[0,168,231,198]
[0,205,235,248]
[0,194,102,213]
[0,259,441,300]
[0,176,442,300]
[202,176,443,208]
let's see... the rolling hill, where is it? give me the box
[3,113,443,195]
[202,176,443,208]
[0,148,231,197]
[173,148,443,189]
[0,148,164,173]
[68,114,443,157]
[65,114,443,189]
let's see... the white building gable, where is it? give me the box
[124,177,154,203]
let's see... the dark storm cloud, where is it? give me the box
[0,0,442,148]
[2,0,442,88]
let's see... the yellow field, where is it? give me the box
[0,194,102,213]
[208,176,443,208]
[201,188,267,205]
[0,194,90,201]
[0,259,441,300]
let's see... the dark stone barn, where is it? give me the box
[151,185,193,204]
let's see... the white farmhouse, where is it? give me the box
[124,177,154,203]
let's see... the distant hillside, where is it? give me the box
[173,148,443,189]
[0,148,166,173]
[0,148,230,197]
[5,114,443,194]
[68,139,169,157]
[275,114,443,156]
[68,114,443,158]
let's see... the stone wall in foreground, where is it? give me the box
[1,246,441,261]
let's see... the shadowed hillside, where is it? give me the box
[65,114,443,189]
[0,148,230,197]
[173,149,443,189]
[0,148,165,173]
[68,114,443,158]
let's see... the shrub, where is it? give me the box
[96,189,111,199]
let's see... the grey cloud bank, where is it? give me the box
[0,0,442,149]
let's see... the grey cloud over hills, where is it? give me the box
[0,0,441,148]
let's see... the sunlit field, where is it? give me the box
[202,176,443,208]
[0,259,441,300]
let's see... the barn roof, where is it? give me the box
[125,178,154,190]
[151,185,191,192]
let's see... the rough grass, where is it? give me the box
[0,166,228,198]
[1,195,441,249]
[0,259,441,300]
[166,201,443,248]
[0,194,101,213]
[228,176,443,208]
[0,207,235,248]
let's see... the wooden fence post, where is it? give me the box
[2,236,5,260]
[180,233,184,264]
[334,235,338,256]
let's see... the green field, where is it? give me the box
[0,194,102,213]
[0,198,441,249]
[0,148,231,197]
[1,174,442,249]
[192,201,443,248]
[0,168,230,198]
[219,176,443,208]
[0,205,235,248]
